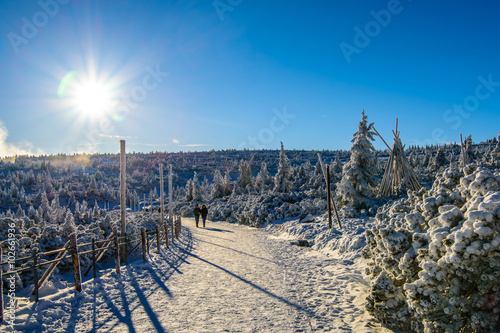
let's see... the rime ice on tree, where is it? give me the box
[336,110,378,210]
[273,142,291,193]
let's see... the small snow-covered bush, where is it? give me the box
[363,165,500,332]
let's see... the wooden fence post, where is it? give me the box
[113,226,121,275]
[171,216,175,241]
[155,225,160,252]
[141,228,147,262]
[146,233,150,255]
[327,165,332,229]
[160,164,169,249]
[84,232,114,277]
[70,233,82,292]
[120,140,127,264]
[0,247,3,322]
[33,250,39,302]
[92,238,96,279]
[33,240,70,294]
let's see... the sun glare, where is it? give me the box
[58,70,117,120]
[74,81,113,117]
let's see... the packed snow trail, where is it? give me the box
[10,219,393,332]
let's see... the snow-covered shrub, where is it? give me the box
[363,165,500,332]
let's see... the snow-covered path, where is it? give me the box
[10,219,393,332]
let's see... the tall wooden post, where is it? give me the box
[0,247,3,322]
[33,250,39,302]
[160,164,168,248]
[155,224,161,252]
[113,226,121,275]
[119,140,127,263]
[141,227,147,262]
[169,164,174,241]
[326,165,332,229]
[92,238,96,279]
[70,233,82,292]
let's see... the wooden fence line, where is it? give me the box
[0,216,183,323]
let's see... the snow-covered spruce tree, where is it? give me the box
[332,152,343,174]
[461,134,475,166]
[192,172,203,202]
[237,160,253,192]
[39,191,51,223]
[491,131,500,163]
[210,169,225,199]
[255,162,271,191]
[273,141,291,193]
[336,110,378,211]
[184,179,193,202]
[223,171,233,196]
[431,147,447,171]
[201,176,210,197]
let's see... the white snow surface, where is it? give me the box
[4,218,393,333]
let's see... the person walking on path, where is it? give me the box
[193,204,201,228]
[200,204,208,228]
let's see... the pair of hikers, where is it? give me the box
[193,204,208,228]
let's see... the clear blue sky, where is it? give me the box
[0,0,499,156]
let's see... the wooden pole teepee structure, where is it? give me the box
[378,119,421,196]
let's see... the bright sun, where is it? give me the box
[74,81,113,117]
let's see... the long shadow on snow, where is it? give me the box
[200,227,233,233]
[194,238,278,264]
[178,240,317,319]
[89,226,193,333]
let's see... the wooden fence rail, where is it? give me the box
[0,215,183,322]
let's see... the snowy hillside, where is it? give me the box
[0,130,499,332]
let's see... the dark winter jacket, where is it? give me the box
[193,207,201,216]
[200,206,208,218]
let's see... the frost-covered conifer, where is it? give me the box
[92,200,100,219]
[192,172,203,202]
[68,191,76,211]
[332,153,343,174]
[201,176,210,196]
[256,162,270,191]
[210,169,225,199]
[273,142,291,193]
[491,131,500,162]
[39,192,51,222]
[27,205,37,222]
[185,179,193,202]
[61,208,75,238]
[223,171,233,196]
[461,134,475,166]
[314,161,323,176]
[237,160,253,191]
[16,204,25,218]
[432,147,447,171]
[336,110,378,209]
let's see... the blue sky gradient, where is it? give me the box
[0,0,499,155]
